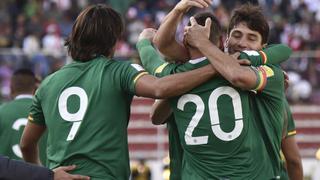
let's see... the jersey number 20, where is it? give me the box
[178,86,243,145]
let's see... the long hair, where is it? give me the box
[65,4,124,62]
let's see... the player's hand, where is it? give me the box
[138,28,157,42]
[53,165,90,180]
[238,59,251,66]
[229,52,250,66]
[184,16,211,48]
[174,0,212,13]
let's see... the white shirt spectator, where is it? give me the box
[22,35,40,56]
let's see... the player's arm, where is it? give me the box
[281,101,303,180]
[281,136,303,180]
[137,36,248,79]
[190,36,257,89]
[185,17,293,91]
[153,0,211,61]
[150,99,173,125]
[184,17,264,90]
[135,30,217,99]
[0,155,90,180]
[239,44,292,66]
[134,64,215,99]
[137,38,209,77]
[20,91,46,165]
[137,38,168,75]
[20,121,46,165]
[0,155,53,180]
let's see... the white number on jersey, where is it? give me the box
[12,118,28,158]
[58,87,88,141]
[177,86,244,145]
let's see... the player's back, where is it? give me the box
[0,97,33,160]
[0,96,47,163]
[32,56,141,179]
[170,76,273,179]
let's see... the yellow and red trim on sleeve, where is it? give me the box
[254,66,267,91]
[133,71,149,84]
[259,50,268,64]
[154,63,169,75]
[287,130,297,137]
[253,65,275,91]
[28,114,34,122]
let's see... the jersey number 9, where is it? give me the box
[58,87,88,141]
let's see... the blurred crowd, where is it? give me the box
[0,0,319,104]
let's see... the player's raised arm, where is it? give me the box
[153,0,212,61]
[136,29,168,74]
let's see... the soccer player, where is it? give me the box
[0,155,89,180]
[141,1,293,179]
[0,69,47,164]
[280,100,303,180]
[137,11,290,180]
[19,4,217,180]
[184,3,296,178]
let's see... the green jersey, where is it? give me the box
[137,40,290,179]
[249,64,286,179]
[29,56,146,180]
[0,95,47,164]
[167,115,183,180]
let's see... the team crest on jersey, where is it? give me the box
[131,64,145,71]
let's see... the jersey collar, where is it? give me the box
[188,56,207,64]
[15,94,33,100]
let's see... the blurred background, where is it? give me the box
[0,0,319,179]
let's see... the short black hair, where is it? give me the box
[11,68,36,94]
